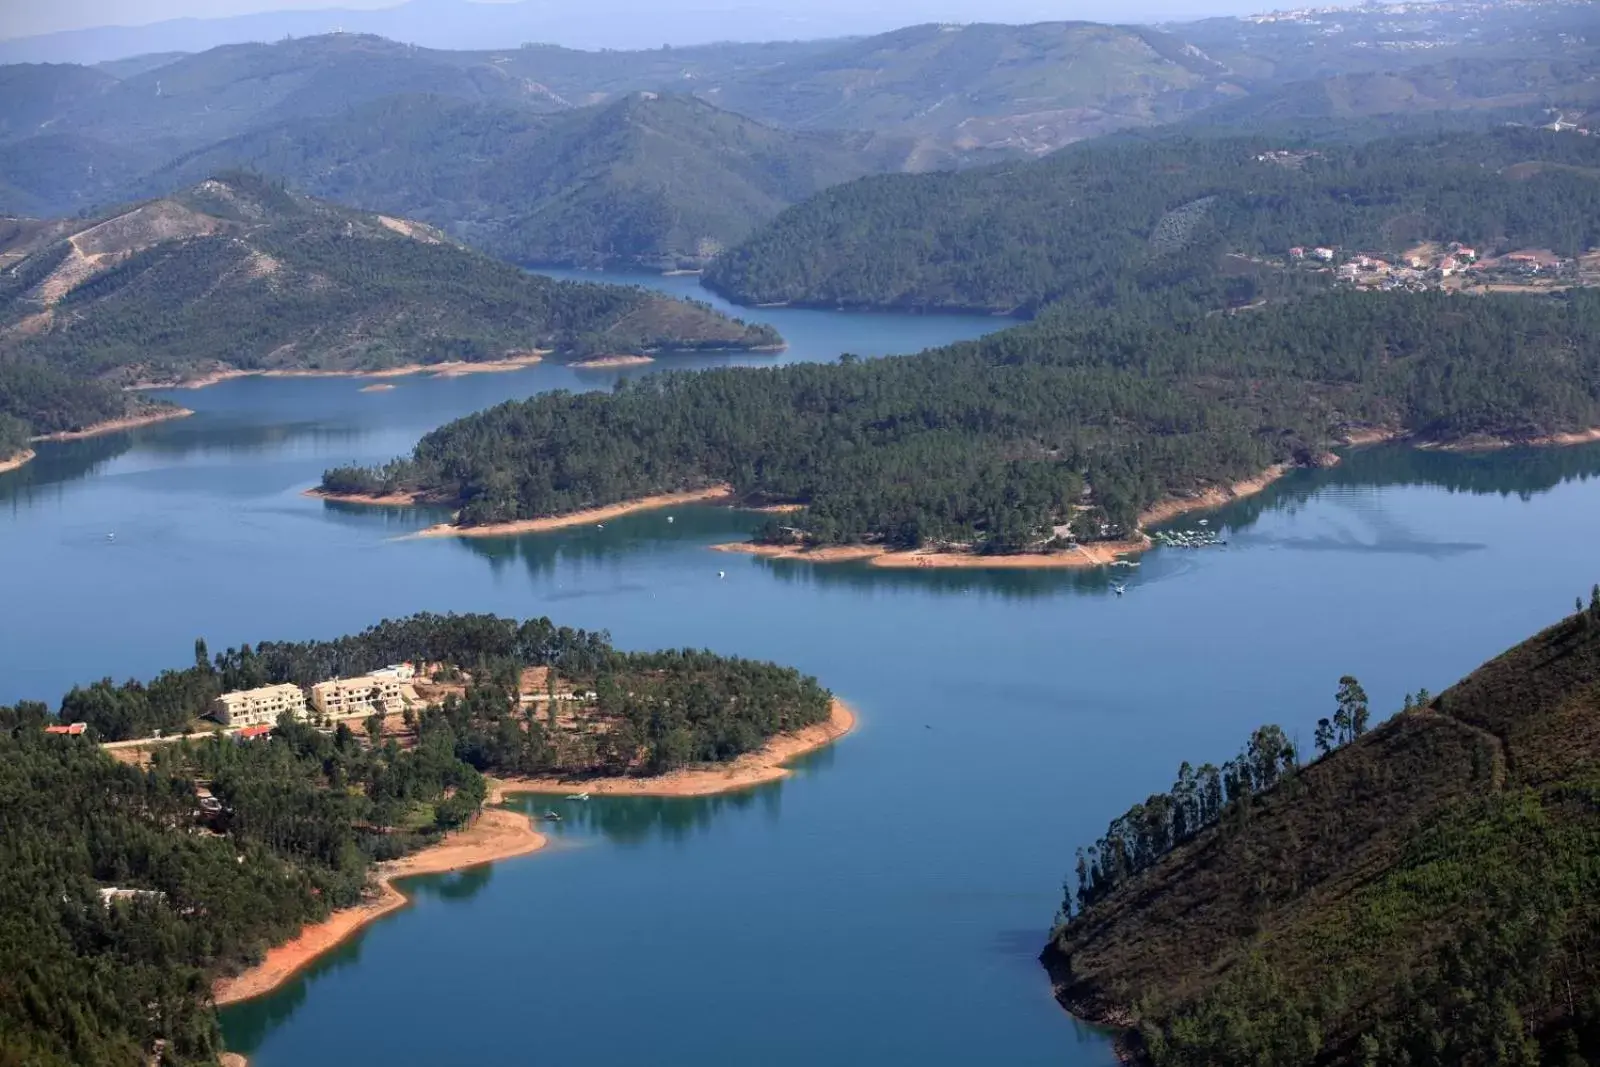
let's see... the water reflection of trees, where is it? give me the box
[440,443,1600,596]
[1201,443,1600,536]
[217,864,498,1052]
[506,779,789,847]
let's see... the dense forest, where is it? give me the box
[0,708,483,1066]
[0,610,831,1064]
[47,610,833,768]
[152,92,934,270]
[0,172,779,439]
[326,288,1600,550]
[1043,596,1600,1066]
[704,127,1600,312]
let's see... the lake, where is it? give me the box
[3,281,1600,1066]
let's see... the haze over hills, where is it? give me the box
[148,91,944,268]
[1044,601,1600,1063]
[0,173,777,438]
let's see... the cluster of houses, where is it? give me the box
[1287,242,1573,291]
[207,663,419,731]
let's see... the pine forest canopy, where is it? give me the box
[704,127,1600,313]
[1042,594,1600,1066]
[325,287,1600,549]
[0,172,779,438]
[0,611,832,1065]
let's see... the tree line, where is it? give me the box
[327,288,1600,551]
[0,610,831,1064]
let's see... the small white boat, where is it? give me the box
[596,523,605,529]
[1198,519,1209,526]
[106,533,116,541]
[718,570,726,579]
[1112,583,1126,596]
[567,792,590,801]
[666,516,674,523]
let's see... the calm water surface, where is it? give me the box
[3,292,1599,1065]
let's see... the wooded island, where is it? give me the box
[322,289,1600,557]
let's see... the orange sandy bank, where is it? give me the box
[303,487,443,507]
[30,408,193,442]
[134,353,547,391]
[1135,463,1296,529]
[0,448,35,474]
[712,539,1149,570]
[491,698,856,800]
[571,354,655,368]
[212,807,545,1006]
[1426,426,1600,451]
[413,485,735,539]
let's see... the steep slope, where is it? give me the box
[150,92,933,268]
[0,173,778,435]
[705,126,1600,312]
[1043,605,1600,1065]
[0,63,116,139]
[705,21,1245,155]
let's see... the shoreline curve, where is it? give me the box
[410,485,736,538]
[490,697,856,799]
[0,448,35,474]
[212,807,546,1007]
[29,408,193,443]
[131,352,548,391]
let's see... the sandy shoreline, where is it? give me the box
[0,448,35,474]
[490,697,856,799]
[712,539,1151,569]
[303,487,445,507]
[571,354,655,368]
[411,485,735,539]
[1134,463,1296,529]
[212,807,545,1007]
[132,353,548,391]
[29,408,193,442]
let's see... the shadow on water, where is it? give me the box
[421,442,1600,599]
[218,864,498,1052]
[503,775,794,847]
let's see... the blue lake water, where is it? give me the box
[2,287,1599,1065]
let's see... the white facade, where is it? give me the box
[311,675,411,720]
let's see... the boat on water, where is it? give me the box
[567,792,590,801]
[541,810,562,821]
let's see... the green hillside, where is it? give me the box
[702,21,1243,154]
[1044,599,1600,1065]
[0,173,778,436]
[151,92,934,269]
[323,288,1600,543]
[704,127,1600,312]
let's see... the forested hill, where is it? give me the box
[149,92,938,269]
[0,173,778,437]
[704,127,1600,312]
[0,611,832,1065]
[324,289,1600,549]
[1042,597,1600,1065]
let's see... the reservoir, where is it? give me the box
[3,292,1599,1065]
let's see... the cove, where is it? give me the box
[3,331,1600,1063]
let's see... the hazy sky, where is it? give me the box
[0,0,1283,40]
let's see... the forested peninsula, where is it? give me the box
[1043,594,1600,1066]
[704,127,1600,313]
[0,173,779,445]
[0,611,837,1066]
[322,289,1600,556]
